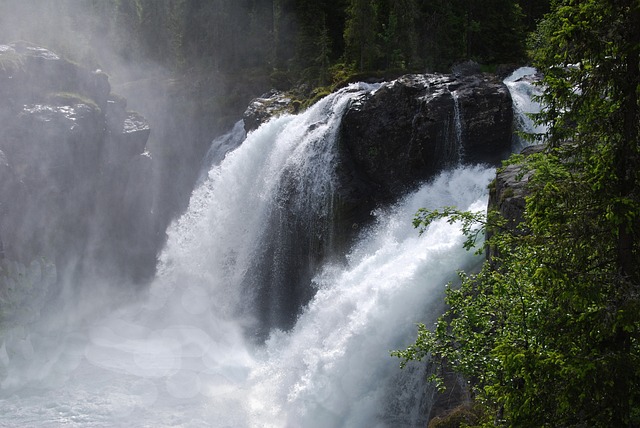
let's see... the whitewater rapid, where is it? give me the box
[0,69,538,427]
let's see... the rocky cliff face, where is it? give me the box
[486,144,543,263]
[243,73,513,244]
[339,73,512,201]
[241,72,515,333]
[334,73,512,249]
[0,42,159,284]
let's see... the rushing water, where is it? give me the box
[451,90,465,162]
[0,70,539,427]
[504,66,546,152]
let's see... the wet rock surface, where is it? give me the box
[333,72,513,245]
[339,73,512,202]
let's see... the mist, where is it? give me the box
[0,0,235,285]
[0,0,216,374]
[0,1,539,426]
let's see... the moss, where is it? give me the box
[46,92,100,111]
[499,186,515,203]
[290,99,302,113]
[428,403,482,428]
[479,63,498,74]
[0,50,24,73]
[301,87,332,109]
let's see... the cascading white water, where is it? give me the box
[196,120,246,186]
[246,165,492,428]
[504,66,546,151]
[0,69,540,427]
[451,90,465,162]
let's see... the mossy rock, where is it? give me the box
[0,49,24,73]
[428,403,481,428]
[45,92,100,111]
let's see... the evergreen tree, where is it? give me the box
[395,0,640,425]
[136,0,171,63]
[416,0,466,70]
[343,0,379,71]
[379,0,418,70]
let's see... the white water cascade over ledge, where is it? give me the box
[0,69,541,427]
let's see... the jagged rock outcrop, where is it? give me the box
[339,73,512,203]
[242,90,294,132]
[0,42,160,284]
[488,144,543,226]
[486,144,543,260]
[104,95,151,163]
[328,72,513,244]
[489,159,530,228]
[0,42,110,109]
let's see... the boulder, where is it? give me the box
[0,42,110,109]
[105,108,151,162]
[333,72,513,237]
[339,73,512,203]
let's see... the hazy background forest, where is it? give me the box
[0,0,549,126]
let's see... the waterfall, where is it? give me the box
[451,90,465,162]
[504,66,546,151]
[196,120,246,186]
[0,69,539,427]
[246,165,492,427]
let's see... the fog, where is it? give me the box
[0,1,223,365]
[0,2,541,425]
[0,0,227,285]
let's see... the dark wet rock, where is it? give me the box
[91,152,159,282]
[122,112,151,151]
[335,73,512,233]
[104,110,151,162]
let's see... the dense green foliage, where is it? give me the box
[394,0,640,426]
